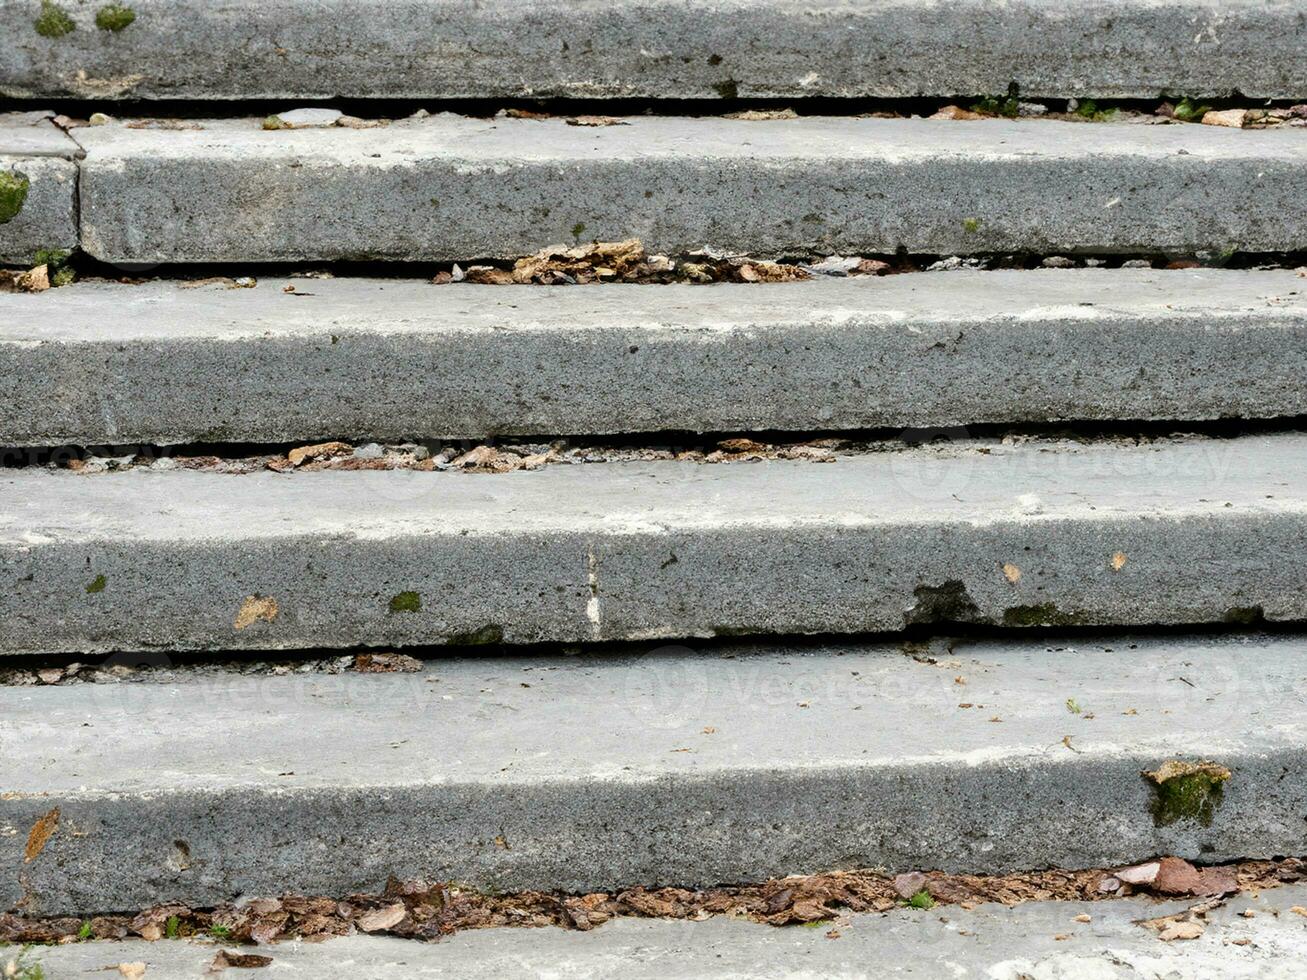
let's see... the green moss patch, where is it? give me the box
[85,574,107,594]
[0,171,30,224]
[95,3,136,31]
[1144,760,1231,827]
[905,889,935,910]
[35,0,74,37]
[33,247,74,286]
[388,591,421,614]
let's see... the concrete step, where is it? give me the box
[4,633,1305,914]
[22,882,1307,979]
[0,111,79,264]
[73,116,1307,263]
[2,0,1304,102]
[4,270,1306,446]
[1,434,1305,655]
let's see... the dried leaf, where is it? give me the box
[209,950,273,971]
[736,261,809,283]
[462,266,515,285]
[1158,920,1204,941]
[725,109,798,120]
[1201,109,1248,129]
[566,115,628,127]
[233,596,278,631]
[1152,857,1237,897]
[352,653,423,674]
[931,105,986,121]
[853,258,892,276]
[118,964,147,979]
[357,903,406,932]
[1116,862,1160,886]
[287,441,352,467]
[24,807,58,862]
[893,872,928,900]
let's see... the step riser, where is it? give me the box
[73,118,1307,263]
[0,157,77,264]
[4,273,1305,446]
[2,0,1303,101]
[8,514,1304,653]
[3,436,1305,654]
[6,748,1303,916]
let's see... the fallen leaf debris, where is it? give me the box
[0,857,1299,948]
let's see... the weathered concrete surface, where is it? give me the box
[0,111,79,263]
[75,116,1307,263]
[21,885,1307,978]
[4,270,1307,445]
[2,0,1305,101]
[1,434,1305,654]
[2,634,1305,914]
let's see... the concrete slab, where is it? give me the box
[20,884,1307,978]
[73,116,1307,263]
[2,634,1305,913]
[1,0,1304,101]
[3,270,1307,445]
[0,112,80,264]
[0,434,1305,654]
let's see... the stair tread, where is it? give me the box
[3,270,1305,445]
[72,115,1307,262]
[1,434,1305,653]
[3,0,1303,101]
[3,633,1304,912]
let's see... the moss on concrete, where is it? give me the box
[1144,760,1231,827]
[34,0,74,37]
[33,247,74,286]
[95,4,136,31]
[388,591,421,613]
[0,171,30,224]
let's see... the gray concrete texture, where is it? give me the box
[73,116,1307,263]
[21,884,1307,978]
[2,0,1306,101]
[3,633,1306,914]
[0,112,80,264]
[4,270,1307,446]
[0,434,1305,655]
